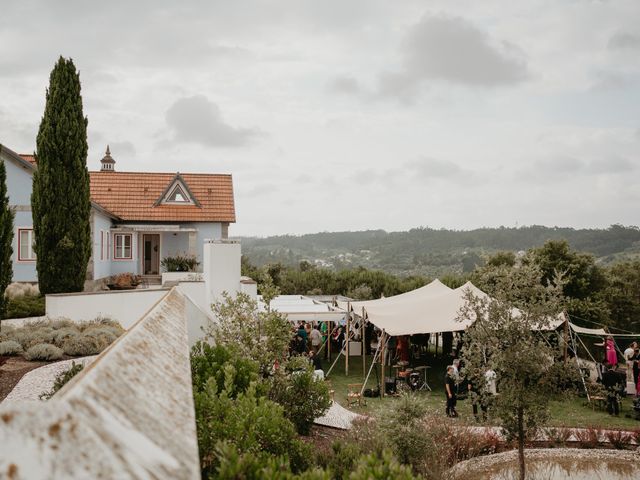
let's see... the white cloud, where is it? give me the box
[165,95,261,148]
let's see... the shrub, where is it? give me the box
[268,358,331,435]
[211,441,328,480]
[161,253,200,272]
[544,427,572,447]
[574,427,601,449]
[191,342,262,398]
[62,334,101,356]
[632,427,640,445]
[378,394,430,469]
[5,282,39,299]
[195,375,304,475]
[605,429,633,449]
[315,441,362,480]
[81,326,119,351]
[4,294,45,319]
[49,318,75,330]
[348,450,415,480]
[39,361,84,399]
[25,343,64,361]
[9,325,57,349]
[0,340,23,356]
[53,327,80,346]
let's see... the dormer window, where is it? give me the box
[166,184,190,203]
[154,173,201,207]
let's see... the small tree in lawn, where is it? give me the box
[459,263,564,480]
[0,160,14,321]
[32,56,91,294]
[206,291,291,376]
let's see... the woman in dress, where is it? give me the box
[605,335,617,367]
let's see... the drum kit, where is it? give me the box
[392,362,431,392]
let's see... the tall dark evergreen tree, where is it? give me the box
[32,57,91,294]
[0,160,15,319]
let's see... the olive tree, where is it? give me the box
[459,263,564,480]
[205,292,291,376]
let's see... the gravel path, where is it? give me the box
[1,356,96,405]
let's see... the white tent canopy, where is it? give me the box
[260,295,347,323]
[340,280,565,337]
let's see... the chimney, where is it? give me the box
[100,145,116,172]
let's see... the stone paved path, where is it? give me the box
[1,356,96,405]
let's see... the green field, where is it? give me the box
[321,354,640,430]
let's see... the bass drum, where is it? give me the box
[408,372,421,391]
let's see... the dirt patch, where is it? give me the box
[0,356,47,402]
[302,424,348,453]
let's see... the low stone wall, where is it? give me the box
[0,288,201,479]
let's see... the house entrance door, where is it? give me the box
[142,234,160,275]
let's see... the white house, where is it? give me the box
[1,143,235,285]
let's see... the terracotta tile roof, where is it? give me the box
[19,154,37,166]
[89,171,235,223]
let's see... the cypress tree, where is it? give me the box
[32,57,91,294]
[0,160,14,319]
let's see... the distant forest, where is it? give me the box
[238,225,640,277]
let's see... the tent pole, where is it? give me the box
[381,331,386,398]
[362,307,366,380]
[360,334,386,397]
[346,307,350,376]
[563,312,569,364]
[328,320,332,362]
[326,328,356,377]
[570,326,590,401]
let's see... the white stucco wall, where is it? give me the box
[92,211,113,280]
[203,240,241,309]
[4,157,37,282]
[176,281,207,313]
[109,233,139,275]
[46,288,170,328]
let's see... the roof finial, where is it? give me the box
[101,145,116,172]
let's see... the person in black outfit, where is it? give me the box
[308,350,323,371]
[445,366,458,417]
[602,363,623,416]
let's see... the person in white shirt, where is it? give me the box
[310,325,323,355]
[624,342,637,384]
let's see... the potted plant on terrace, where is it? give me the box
[161,253,200,272]
[107,272,141,290]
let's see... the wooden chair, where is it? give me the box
[347,383,365,408]
[325,380,335,402]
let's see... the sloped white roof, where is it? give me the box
[261,295,347,323]
[343,280,565,336]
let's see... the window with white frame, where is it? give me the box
[18,229,36,261]
[113,233,132,260]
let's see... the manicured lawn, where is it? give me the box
[321,354,640,430]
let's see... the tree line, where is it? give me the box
[240,224,640,277]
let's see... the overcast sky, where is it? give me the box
[2,0,639,237]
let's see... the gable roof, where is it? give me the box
[0,144,36,172]
[19,153,37,167]
[89,171,235,223]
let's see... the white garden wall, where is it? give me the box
[46,288,170,329]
